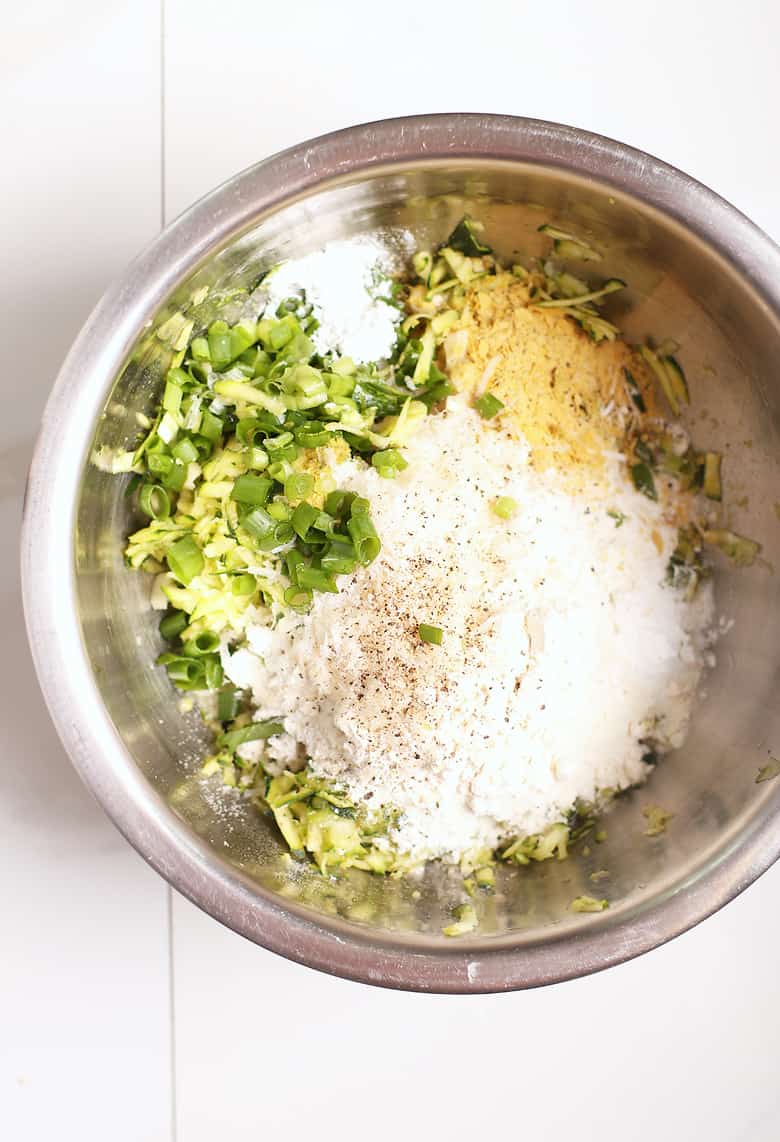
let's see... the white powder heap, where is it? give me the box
[261,236,406,363]
[224,398,714,861]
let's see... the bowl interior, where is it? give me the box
[76,157,780,960]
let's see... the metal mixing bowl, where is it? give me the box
[21,114,780,992]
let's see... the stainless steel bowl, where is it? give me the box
[21,114,780,992]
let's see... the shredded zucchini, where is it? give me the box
[701,528,761,567]
[639,345,690,416]
[442,903,478,937]
[570,896,609,913]
[537,223,603,263]
[642,805,674,837]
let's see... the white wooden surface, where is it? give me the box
[4,3,780,1139]
[1,6,171,1141]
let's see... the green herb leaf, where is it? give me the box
[418,623,443,646]
[473,392,504,420]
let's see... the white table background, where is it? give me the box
[3,2,779,1138]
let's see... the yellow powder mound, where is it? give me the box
[444,273,659,490]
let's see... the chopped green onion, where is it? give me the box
[418,623,443,645]
[285,548,305,585]
[264,430,295,454]
[330,356,356,377]
[324,490,356,518]
[284,472,315,502]
[473,392,504,420]
[161,459,187,492]
[189,435,214,462]
[371,448,408,478]
[199,409,223,442]
[161,655,204,687]
[271,444,300,464]
[208,320,233,370]
[167,366,190,387]
[231,473,273,507]
[268,322,293,350]
[157,410,179,445]
[217,685,240,723]
[231,573,257,597]
[212,379,286,418]
[182,630,220,656]
[327,374,355,398]
[163,376,183,415]
[321,540,358,575]
[283,584,313,609]
[294,422,332,448]
[267,460,295,483]
[282,364,328,409]
[236,418,267,447]
[147,450,173,478]
[172,437,198,465]
[492,496,517,520]
[350,496,371,517]
[266,521,294,548]
[310,510,337,537]
[297,566,339,593]
[166,534,204,584]
[190,336,210,362]
[347,511,381,564]
[241,506,275,542]
[139,483,171,520]
[203,655,223,690]
[228,320,257,362]
[159,610,187,641]
[291,501,320,540]
[266,500,292,522]
[218,720,284,751]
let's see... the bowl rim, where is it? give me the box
[20,112,780,993]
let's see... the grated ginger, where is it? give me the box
[445,272,660,490]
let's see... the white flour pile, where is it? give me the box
[223,397,714,861]
[261,236,407,363]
